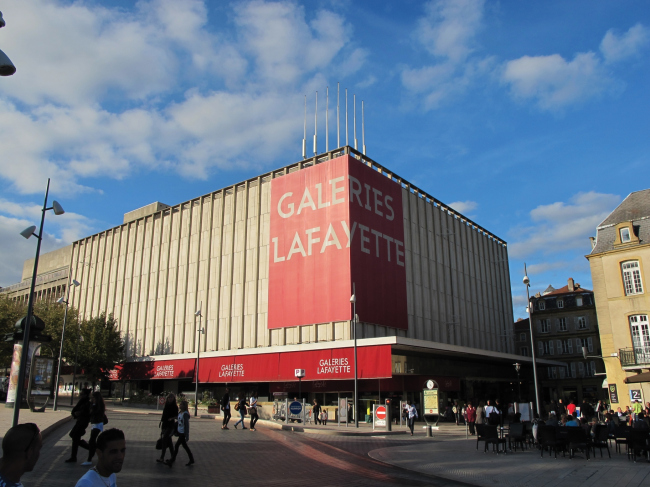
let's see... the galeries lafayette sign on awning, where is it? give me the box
[109,345,392,382]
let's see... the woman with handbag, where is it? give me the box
[65,388,91,463]
[157,394,178,464]
[81,392,107,466]
[166,400,194,466]
[249,394,259,431]
[233,396,249,429]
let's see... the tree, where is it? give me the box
[0,296,24,367]
[75,312,125,386]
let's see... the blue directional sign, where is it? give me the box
[289,401,302,415]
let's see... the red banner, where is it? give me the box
[268,155,407,330]
[112,345,392,383]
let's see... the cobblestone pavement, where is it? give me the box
[21,412,469,487]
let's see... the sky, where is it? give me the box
[0,0,648,320]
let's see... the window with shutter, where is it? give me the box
[577,316,587,330]
[556,340,563,354]
[578,362,585,377]
[571,362,576,378]
[549,341,554,355]
[590,361,596,375]
[575,338,582,350]
[551,367,557,379]
[538,342,544,356]
[588,336,593,353]
[537,321,542,333]
[559,366,566,379]
[568,340,573,353]
[558,317,567,331]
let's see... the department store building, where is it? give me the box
[3,147,542,411]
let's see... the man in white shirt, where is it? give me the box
[75,429,125,487]
[0,423,42,487]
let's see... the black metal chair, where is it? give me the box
[627,430,650,463]
[592,424,611,458]
[540,426,566,459]
[483,425,507,454]
[507,423,526,452]
[614,425,630,454]
[566,427,590,460]
[476,424,488,451]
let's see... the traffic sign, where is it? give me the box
[289,401,302,415]
[376,406,386,420]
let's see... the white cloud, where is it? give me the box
[508,191,621,259]
[401,0,488,110]
[501,52,610,111]
[600,23,650,63]
[448,200,477,214]
[415,0,484,62]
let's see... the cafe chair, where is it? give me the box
[540,426,566,459]
[566,427,590,460]
[614,425,630,454]
[627,430,650,463]
[507,423,526,452]
[484,425,507,454]
[591,425,611,458]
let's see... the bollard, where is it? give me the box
[426,424,432,437]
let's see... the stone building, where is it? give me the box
[587,189,650,407]
[514,278,604,404]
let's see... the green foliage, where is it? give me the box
[0,296,24,367]
[75,312,125,383]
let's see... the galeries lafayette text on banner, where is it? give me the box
[268,155,408,330]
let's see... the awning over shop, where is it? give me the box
[623,371,650,384]
[109,345,392,382]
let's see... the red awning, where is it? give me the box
[110,345,392,382]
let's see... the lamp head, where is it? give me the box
[523,275,530,286]
[0,49,16,76]
[56,296,66,304]
[514,362,521,373]
[195,309,201,317]
[20,225,37,239]
[350,294,356,303]
[72,279,81,287]
[52,200,65,215]
[0,12,6,28]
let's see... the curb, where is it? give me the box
[40,414,73,440]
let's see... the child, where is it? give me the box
[322,409,328,426]
[166,401,194,466]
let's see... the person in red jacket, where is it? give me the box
[567,400,576,417]
[466,402,477,435]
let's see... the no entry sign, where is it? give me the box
[375,405,386,427]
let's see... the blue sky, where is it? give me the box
[1,0,648,319]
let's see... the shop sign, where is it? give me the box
[609,384,619,404]
[629,389,642,402]
[268,154,407,330]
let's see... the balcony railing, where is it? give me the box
[619,347,650,367]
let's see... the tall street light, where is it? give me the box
[14,178,65,427]
[350,284,358,428]
[53,279,80,411]
[194,304,204,417]
[524,264,542,418]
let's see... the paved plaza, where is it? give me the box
[2,406,649,486]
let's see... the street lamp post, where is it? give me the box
[524,264,542,418]
[350,284,358,428]
[13,178,64,427]
[53,279,81,411]
[513,362,522,404]
[194,304,204,417]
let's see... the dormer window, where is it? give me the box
[557,300,564,308]
[538,301,545,311]
[576,296,583,306]
[620,227,631,243]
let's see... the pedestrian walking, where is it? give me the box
[166,400,194,466]
[75,429,125,487]
[157,394,178,464]
[466,402,477,435]
[407,401,418,435]
[313,399,321,425]
[0,423,42,487]
[81,391,108,466]
[221,388,231,429]
[66,388,92,463]
[234,395,249,429]
[249,394,259,431]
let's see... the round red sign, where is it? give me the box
[376,406,386,420]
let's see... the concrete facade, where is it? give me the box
[587,189,650,407]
